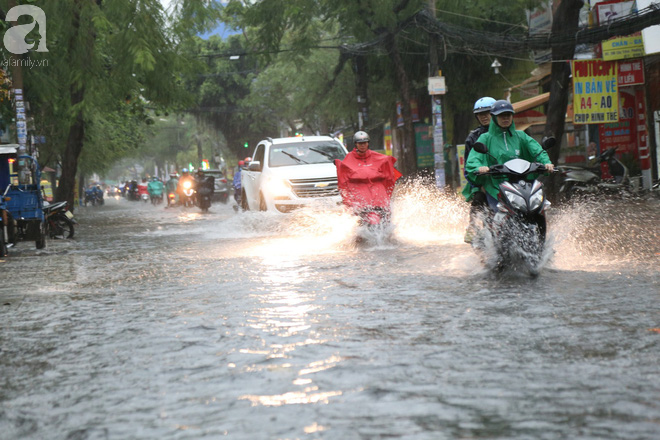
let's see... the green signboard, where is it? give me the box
[415,123,434,167]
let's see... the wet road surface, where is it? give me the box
[1,188,659,439]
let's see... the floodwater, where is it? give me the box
[1,186,658,440]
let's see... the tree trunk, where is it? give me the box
[386,33,416,176]
[544,0,584,199]
[55,1,89,208]
[56,89,85,208]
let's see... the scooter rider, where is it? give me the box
[335,131,401,215]
[194,167,214,200]
[177,168,195,206]
[465,99,554,212]
[462,96,495,243]
[147,176,165,203]
[233,160,244,204]
[165,172,179,206]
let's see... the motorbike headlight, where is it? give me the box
[267,178,291,197]
[183,180,192,189]
[505,191,526,211]
[529,191,544,211]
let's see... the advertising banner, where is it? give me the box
[572,59,619,124]
[596,0,645,61]
[617,59,644,86]
[415,123,434,168]
[384,122,393,156]
[598,88,636,155]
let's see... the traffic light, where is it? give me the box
[244,142,249,148]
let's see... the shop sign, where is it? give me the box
[414,123,434,168]
[602,34,645,61]
[618,59,645,86]
[598,89,636,155]
[572,59,619,124]
[596,1,646,61]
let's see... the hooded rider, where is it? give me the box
[334,131,401,213]
[462,97,495,242]
[465,99,554,213]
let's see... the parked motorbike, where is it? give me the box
[470,139,556,275]
[558,147,631,201]
[43,201,76,239]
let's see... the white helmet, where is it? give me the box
[354,131,370,145]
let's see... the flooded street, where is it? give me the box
[1,190,659,440]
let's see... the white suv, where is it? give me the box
[241,135,348,213]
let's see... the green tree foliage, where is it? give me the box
[221,0,541,176]
[0,0,221,206]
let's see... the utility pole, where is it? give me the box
[354,55,369,131]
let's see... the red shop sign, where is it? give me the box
[618,59,645,86]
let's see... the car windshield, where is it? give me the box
[269,141,346,167]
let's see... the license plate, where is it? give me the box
[65,211,74,219]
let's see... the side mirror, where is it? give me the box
[541,136,556,150]
[472,142,488,155]
[248,161,261,172]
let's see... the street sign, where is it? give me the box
[428,76,447,95]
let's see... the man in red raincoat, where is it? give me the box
[334,131,402,214]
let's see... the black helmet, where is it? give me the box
[490,100,515,116]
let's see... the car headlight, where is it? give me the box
[529,191,544,211]
[266,178,291,197]
[505,191,526,211]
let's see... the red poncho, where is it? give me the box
[335,150,402,210]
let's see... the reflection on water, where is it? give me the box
[1,194,658,440]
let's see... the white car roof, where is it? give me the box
[267,136,340,145]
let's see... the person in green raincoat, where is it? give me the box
[464,99,554,214]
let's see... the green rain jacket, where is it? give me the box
[464,120,551,200]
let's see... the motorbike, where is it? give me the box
[470,138,556,275]
[167,191,176,207]
[43,200,76,239]
[84,189,104,206]
[558,147,631,201]
[179,179,195,207]
[195,176,214,213]
[140,193,149,203]
[150,193,163,205]
[334,154,401,241]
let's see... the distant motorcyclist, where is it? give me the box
[233,160,244,205]
[194,167,214,211]
[137,178,149,202]
[462,96,495,243]
[465,99,554,212]
[147,176,164,204]
[334,131,401,220]
[165,172,179,207]
[177,169,195,206]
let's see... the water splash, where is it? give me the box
[391,180,468,245]
[548,198,660,272]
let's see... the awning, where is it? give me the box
[509,63,552,91]
[512,92,550,113]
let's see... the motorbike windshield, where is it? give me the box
[269,141,346,167]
